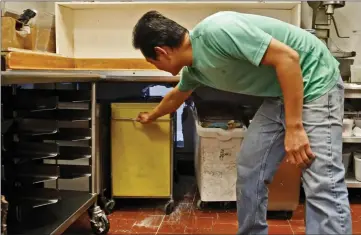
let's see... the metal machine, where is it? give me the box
[308,1,356,58]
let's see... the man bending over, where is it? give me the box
[132,10,351,234]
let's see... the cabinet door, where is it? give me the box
[111,103,171,197]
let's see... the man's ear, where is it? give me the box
[154,46,170,59]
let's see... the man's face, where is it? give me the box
[145,47,183,76]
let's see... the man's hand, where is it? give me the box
[285,126,315,168]
[136,112,153,124]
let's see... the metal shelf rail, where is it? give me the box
[1,70,109,235]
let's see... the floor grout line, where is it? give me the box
[155,215,165,235]
[288,219,296,235]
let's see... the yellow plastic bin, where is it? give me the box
[110,103,175,213]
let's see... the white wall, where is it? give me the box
[301,2,361,52]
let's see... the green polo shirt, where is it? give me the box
[178,11,340,103]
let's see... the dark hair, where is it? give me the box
[132,10,188,60]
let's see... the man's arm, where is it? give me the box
[148,85,193,121]
[261,38,303,129]
[261,38,315,167]
[136,85,193,123]
[137,67,199,123]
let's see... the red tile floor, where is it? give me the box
[65,176,361,235]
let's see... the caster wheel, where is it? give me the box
[90,213,110,235]
[164,200,175,215]
[196,200,206,210]
[89,206,110,235]
[104,199,115,215]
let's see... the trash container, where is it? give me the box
[192,102,247,205]
[192,101,301,215]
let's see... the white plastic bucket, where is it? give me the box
[351,64,361,83]
[343,118,354,137]
[354,152,361,182]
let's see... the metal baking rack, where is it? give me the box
[1,70,109,235]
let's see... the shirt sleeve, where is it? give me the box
[177,67,200,92]
[205,17,273,67]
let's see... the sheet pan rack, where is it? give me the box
[1,78,109,235]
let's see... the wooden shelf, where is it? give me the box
[3,49,156,70]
